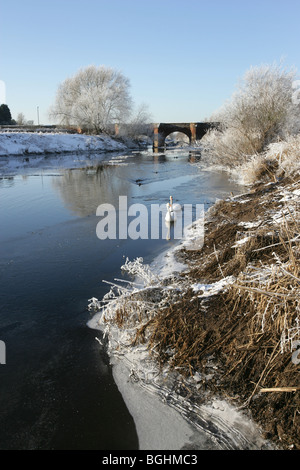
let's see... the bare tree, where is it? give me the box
[120,103,152,140]
[17,112,26,125]
[49,65,133,133]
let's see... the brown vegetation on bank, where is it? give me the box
[136,173,300,450]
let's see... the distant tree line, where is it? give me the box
[0,104,16,125]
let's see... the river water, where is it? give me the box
[0,148,244,450]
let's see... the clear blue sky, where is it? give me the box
[1,0,300,124]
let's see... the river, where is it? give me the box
[0,148,244,449]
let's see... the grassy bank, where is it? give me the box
[157,173,300,449]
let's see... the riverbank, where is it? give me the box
[0,131,129,157]
[87,169,300,450]
[0,131,139,176]
[174,173,300,450]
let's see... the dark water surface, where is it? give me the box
[0,149,243,449]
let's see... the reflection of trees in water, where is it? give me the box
[52,164,131,217]
[0,176,17,188]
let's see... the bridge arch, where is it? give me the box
[165,131,190,146]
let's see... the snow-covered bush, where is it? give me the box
[202,63,299,168]
[265,134,300,176]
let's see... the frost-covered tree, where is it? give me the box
[119,103,152,140]
[17,112,26,125]
[202,63,299,166]
[50,65,133,133]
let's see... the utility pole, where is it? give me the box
[37,106,40,125]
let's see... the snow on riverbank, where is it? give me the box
[0,131,132,175]
[87,235,274,450]
[0,131,127,157]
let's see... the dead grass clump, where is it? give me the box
[187,227,286,283]
[220,214,300,365]
[237,155,280,185]
[265,134,300,178]
[132,290,225,378]
[147,296,210,373]
[235,134,300,185]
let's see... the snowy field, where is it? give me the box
[0,131,127,157]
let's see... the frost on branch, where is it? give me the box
[88,257,182,355]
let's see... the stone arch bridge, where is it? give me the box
[152,122,218,150]
[113,121,219,150]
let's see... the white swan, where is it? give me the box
[165,196,181,223]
